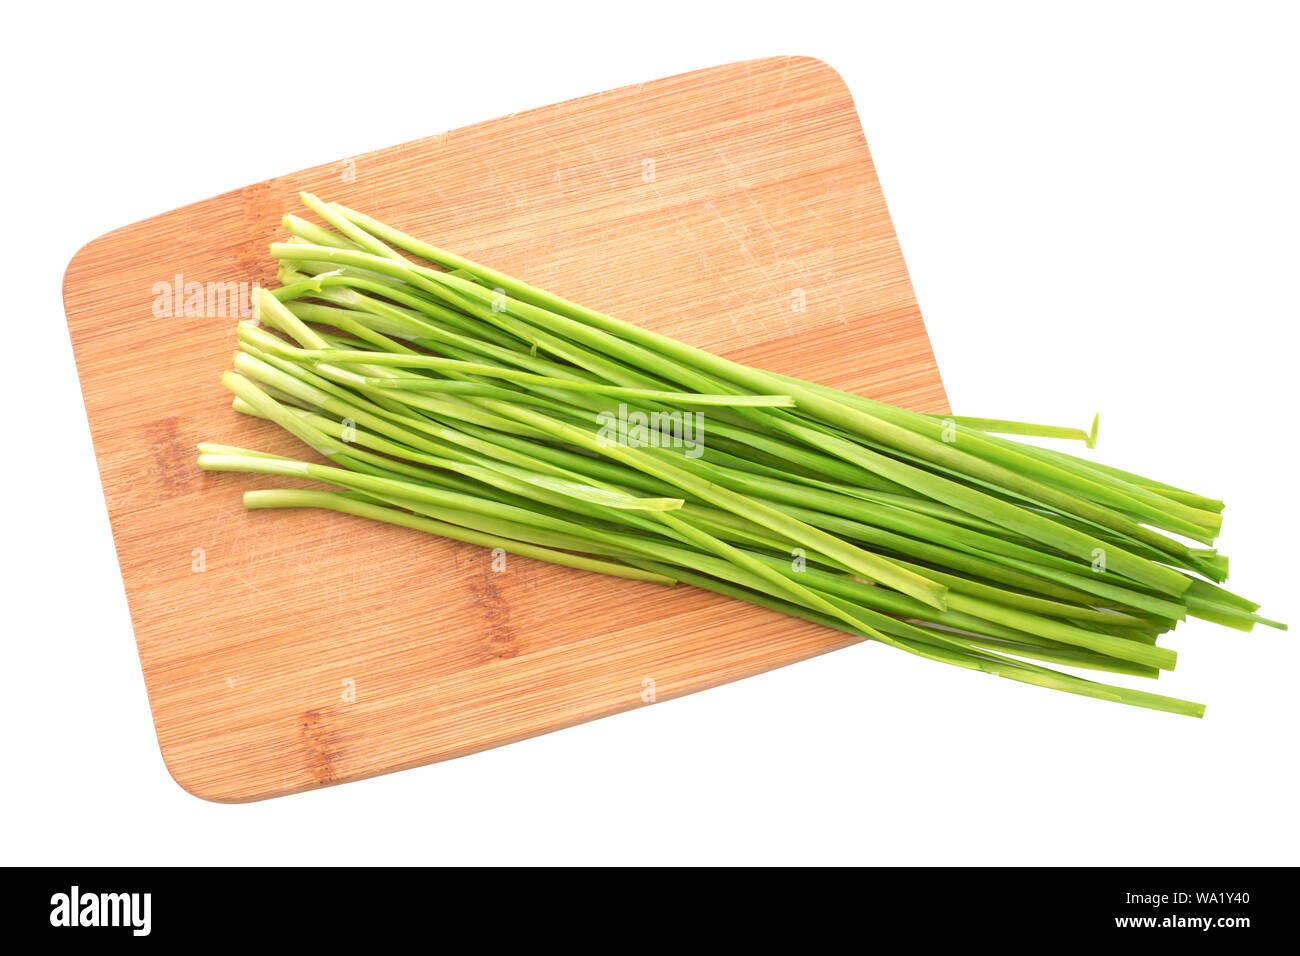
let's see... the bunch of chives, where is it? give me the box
[199,193,1285,717]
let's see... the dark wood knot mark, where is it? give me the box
[466,561,518,660]
[144,416,194,496]
[299,708,344,785]
[238,179,281,276]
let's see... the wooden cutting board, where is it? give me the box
[63,56,947,802]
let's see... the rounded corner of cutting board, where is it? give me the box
[62,229,116,318]
[784,54,853,90]
[156,743,251,805]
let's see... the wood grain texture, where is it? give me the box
[63,56,947,802]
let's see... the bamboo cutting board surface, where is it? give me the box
[63,56,947,802]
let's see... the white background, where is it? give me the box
[3,1,1296,865]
